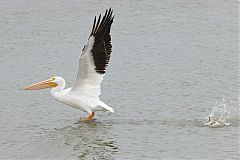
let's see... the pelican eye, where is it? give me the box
[52,77,55,80]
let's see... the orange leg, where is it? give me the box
[83,112,95,121]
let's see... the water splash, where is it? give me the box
[204,97,240,127]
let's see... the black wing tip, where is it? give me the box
[90,8,114,36]
[90,7,114,75]
[96,70,106,74]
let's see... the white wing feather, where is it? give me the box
[70,36,104,97]
[70,9,114,98]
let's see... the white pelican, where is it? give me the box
[23,8,115,121]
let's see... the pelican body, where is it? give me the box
[23,8,115,121]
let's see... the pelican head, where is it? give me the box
[22,76,65,90]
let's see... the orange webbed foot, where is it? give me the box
[83,112,95,121]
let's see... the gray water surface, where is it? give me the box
[0,0,239,159]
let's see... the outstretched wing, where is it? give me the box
[70,8,114,97]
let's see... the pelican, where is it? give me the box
[23,8,115,121]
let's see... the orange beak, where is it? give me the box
[22,78,57,90]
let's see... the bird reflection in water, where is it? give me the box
[47,120,119,159]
